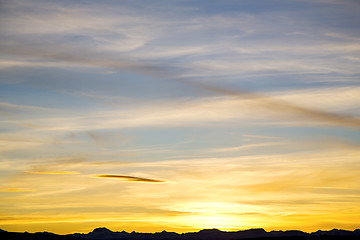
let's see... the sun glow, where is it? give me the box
[183,215,242,230]
[1,0,360,235]
[165,202,262,230]
[168,202,262,215]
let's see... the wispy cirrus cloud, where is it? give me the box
[243,134,281,140]
[2,87,359,132]
[0,101,56,113]
[1,41,359,129]
[0,188,34,192]
[25,170,79,175]
[95,174,165,183]
[1,0,360,233]
[1,1,360,131]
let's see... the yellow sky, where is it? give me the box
[1,143,360,234]
[1,0,360,234]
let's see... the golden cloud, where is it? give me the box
[0,188,34,192]
[25,170,79,174]
[95,174,165,183]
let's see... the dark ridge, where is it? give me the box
[239,237,360,240]
[91,228,113,233]
[0,231,81,240]
[1,228,360,240]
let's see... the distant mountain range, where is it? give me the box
[1,227,360,240]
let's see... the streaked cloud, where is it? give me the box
[95,174,165,183]
[1,43,359,129]
[25,170,79,175]
[0,188,34,192]
[243,134,281,140]
[188,82,360,128]
[1,1,359,130]
[211,142,283,153]
[0,101,57,114]
[1,86,358,135]
[0,0,360,234]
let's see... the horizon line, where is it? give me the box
[2,227,360,235]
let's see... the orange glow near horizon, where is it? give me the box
[1,149,360,234]
[1,211,360,235]
[1,0,360,236]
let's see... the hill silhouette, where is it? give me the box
[1,227,360,240]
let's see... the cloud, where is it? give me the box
[3,86,359,133]
[0,188,34,192]
[86,132,101,143]
[95,174,165,183]
[211,142,283,153]
[0,136,48,153]
[187,81,360,128]
[1,1,360,129]
[1,1,360,234]
[243,134,281,139]
[0,101,55,113]
[1,39,359,129]
[25,170,79,174]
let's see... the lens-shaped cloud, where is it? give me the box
[25,170,79,174]
[95,174,165,183]
[0,188,34,192]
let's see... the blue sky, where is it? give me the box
[0,0,360,234]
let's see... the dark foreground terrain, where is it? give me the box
[0,230,79,240]
[1,228,360,240]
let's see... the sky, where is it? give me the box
[0,0,360,235]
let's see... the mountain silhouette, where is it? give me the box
[1,227,360,240]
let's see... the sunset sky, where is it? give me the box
[1,0,360,234]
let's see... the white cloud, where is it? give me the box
[2,0,360,82]
[1,86,357,133]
